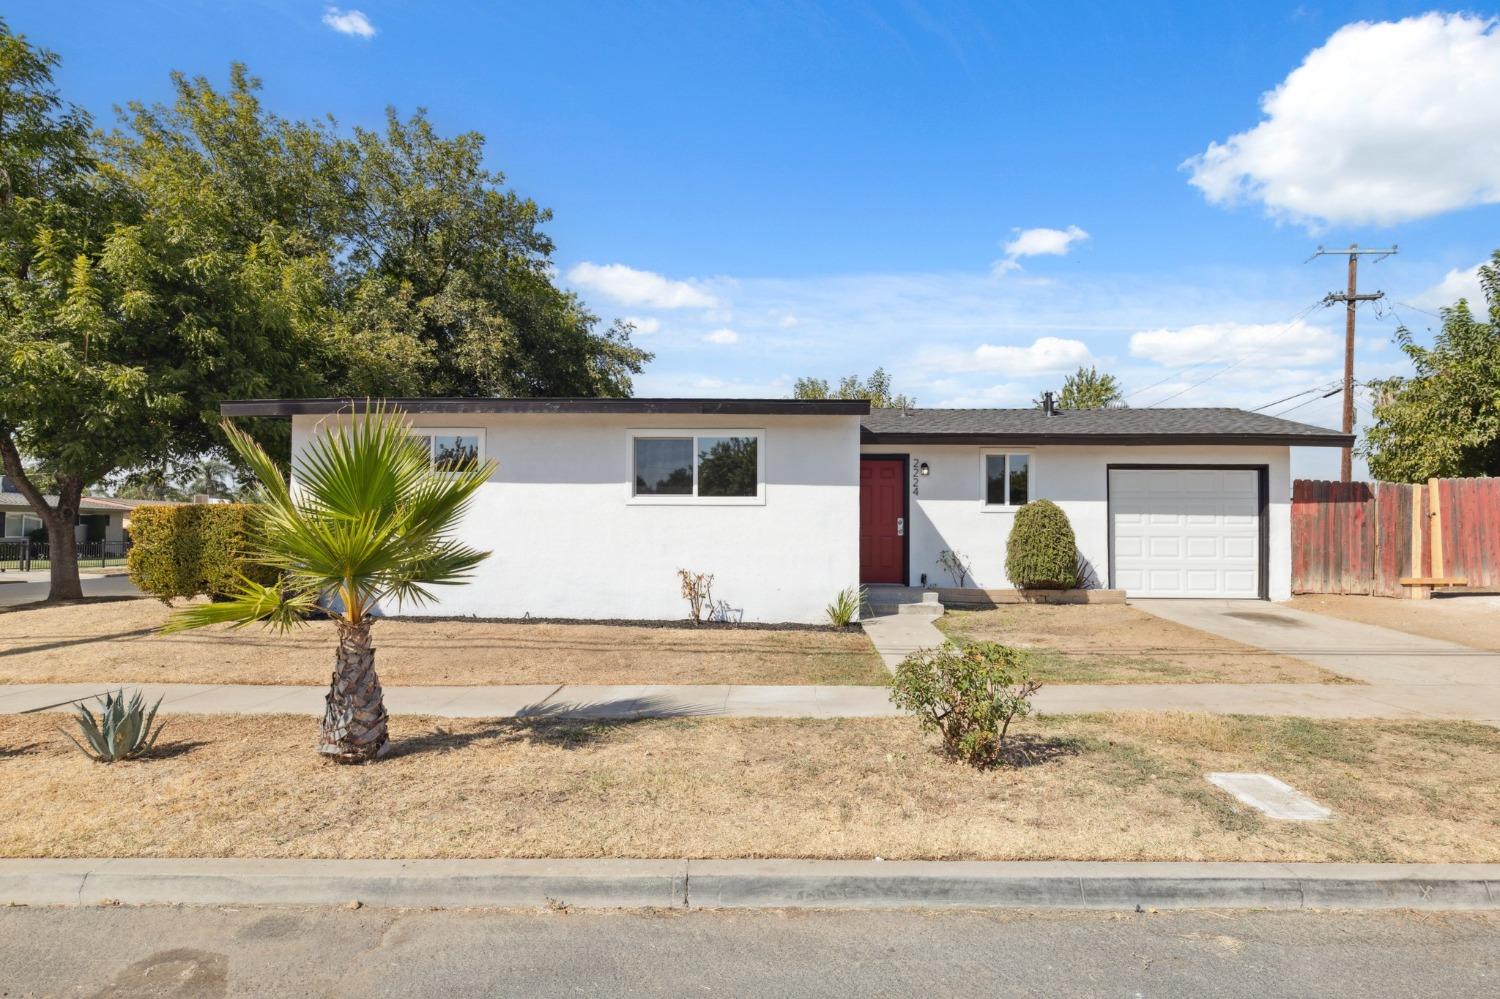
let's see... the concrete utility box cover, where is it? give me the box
[1205,773,1332,821]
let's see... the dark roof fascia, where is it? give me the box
[860,429,1355,448]
[220,398,871,418]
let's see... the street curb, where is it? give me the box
[1,859,1495,911]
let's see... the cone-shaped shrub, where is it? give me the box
[1004,499,1079,590]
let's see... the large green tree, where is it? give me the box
[1,31,650,600]
[1055,365,1123,409]
[793,366,914,408]
[1,31,329,599]
[1362,252,1500,482]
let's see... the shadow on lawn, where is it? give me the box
[392,694,718,758]
[980,734,1084,771]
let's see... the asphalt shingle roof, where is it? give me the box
[860,407,1351,446]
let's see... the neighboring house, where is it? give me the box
[225,397,1350,623]
[0,491,128,544]
[0,478,182,545]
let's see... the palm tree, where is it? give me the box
[166,408,493,762]
[179,455,236,498]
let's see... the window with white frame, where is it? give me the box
[629,430,763,503]
[407,428,485,471]
[981,451,1031,507]
[3,512,42,538]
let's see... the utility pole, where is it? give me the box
[1309,244,1396,482]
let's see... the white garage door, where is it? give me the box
[1109,468,1260,598]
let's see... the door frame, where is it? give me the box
[1105,463,1269,600]
[860,453,910,585]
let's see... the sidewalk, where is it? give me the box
[5,677,1497,724]
[1,857,1494,911]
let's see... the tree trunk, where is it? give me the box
[317,618,390,763]
[45,515,84,601]
[45,476,84,601]
[0,434,85,601]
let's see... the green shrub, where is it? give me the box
[63,689,166,763]
[1005,499,1080,590]
[825,585,864,627]
[126,503,276,602]
[888,640,1041,767]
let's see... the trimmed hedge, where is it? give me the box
[126,504,275,602]
[1004,499,1080,590]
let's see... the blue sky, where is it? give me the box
[18,2,1500,476]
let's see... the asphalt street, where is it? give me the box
[0,574,139,609]
[0,905,1495,997]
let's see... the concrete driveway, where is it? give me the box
[1135,599,1500,726]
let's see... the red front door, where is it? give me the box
[860,457,906,584]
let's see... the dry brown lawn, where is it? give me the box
[1288,593,1500,652]
[1,712,1493,863]
[938,603,1345,684]
[0,598,886,687]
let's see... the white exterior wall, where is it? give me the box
[860,443,1293,600]
[292,412,862,623]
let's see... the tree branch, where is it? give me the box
[0,430,59,527]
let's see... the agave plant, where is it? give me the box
[165,406,493,763]
[64,689,166,763]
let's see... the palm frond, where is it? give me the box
[164,579,319,633]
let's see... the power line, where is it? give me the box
[1251,379,1343,412]
[1135,300,1325,408]
[1270,385,1343,418]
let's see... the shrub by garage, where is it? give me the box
[126,504,274,602]
[1005,499,1080,590]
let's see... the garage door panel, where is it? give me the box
[1223,536,1257,559]
[1110,468,1261,599]
[1148,536,1182,558]
[1185,536,1218,558]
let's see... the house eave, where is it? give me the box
[220,397,871,418]
[859,430,1355,448]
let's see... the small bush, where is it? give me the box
[825,586,864,627]
[888,640,1041,767]
[1005,499,1080,590]
[678,568,715,624]
[63,689,166,763]
[127,503,276,603]
[936,548,972,587]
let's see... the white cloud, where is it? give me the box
[1129,320,1336,369]
[566,262,718,309]
[1412,263,1486,310]
[622,316,661,335]
[322,6,376,38]
[703,328,740,345]
[993,225,1089,275]
[774,312,798,328]
[920,336,1093,375]
[1185,14,1500,226]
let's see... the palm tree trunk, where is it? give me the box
[318,618,389,763]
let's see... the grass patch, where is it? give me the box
[0,598,888,687]
[939,604,1347,684]
[1,712,1493,862]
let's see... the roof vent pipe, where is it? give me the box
[1042,390,1057,417]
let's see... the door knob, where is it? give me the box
[896,517,905,537]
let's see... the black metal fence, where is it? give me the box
[0,540,131,572]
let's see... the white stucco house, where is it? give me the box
[221,397,1350,623]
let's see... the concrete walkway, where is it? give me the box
[859,612,947,671]
[0,680,903,719]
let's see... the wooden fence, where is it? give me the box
[1291,476,1500,598]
